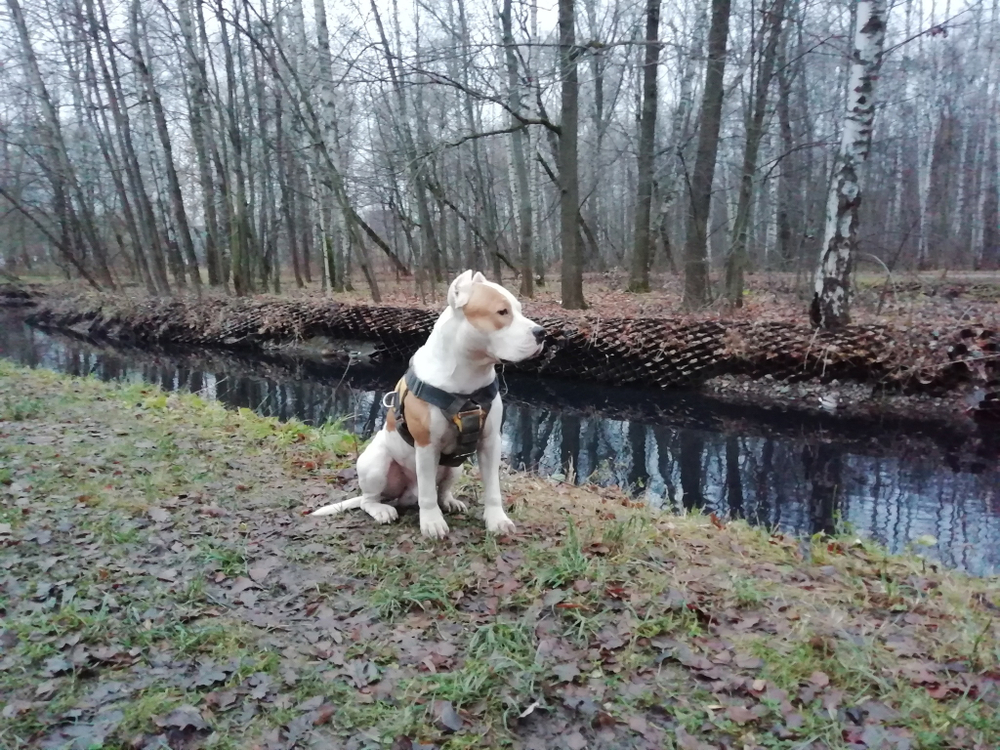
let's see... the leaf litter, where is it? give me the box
[0,361,998,749]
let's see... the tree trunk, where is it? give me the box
[811,0,887,328]
[371,0,440,287]
[132,0,201,290]
[775,29,795,270]
[923,108,961,270]
[88,0,171,292]
[725,0,785,306]
[216,0,253,295]
[682,0,732,309]
[627,0,662,293]
[78,27,156,294]
[501,0,534,297]
[179,0,221,286]
[559,0,586,309]
[314,0,346,292]
[982,117,1000,269]
[6,0,116,289]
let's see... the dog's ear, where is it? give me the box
[448,269,480,309]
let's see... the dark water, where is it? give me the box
[2,310,998,576]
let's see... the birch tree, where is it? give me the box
[501,0,534,297]
[811,0,887,328]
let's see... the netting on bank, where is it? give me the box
[24,295,998,396]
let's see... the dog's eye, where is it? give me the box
[497,309,509,316]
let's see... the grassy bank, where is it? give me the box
[1,362,997,750]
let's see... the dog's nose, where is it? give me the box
[531,326,546,343]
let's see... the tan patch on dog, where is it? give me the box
[385,409,397,432]
[399,393,432,447]
[463,284,514,333]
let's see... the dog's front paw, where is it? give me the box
[363,502,399,524]
[440,495,468,514]
[484,508,516,535]
[419,508,450,539]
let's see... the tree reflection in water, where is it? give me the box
[2,312,998,576]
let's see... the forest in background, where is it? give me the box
[0,0,998,320]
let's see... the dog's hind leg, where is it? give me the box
[310,496,364,516]
[438,467,467,514]
[357,450,401,525]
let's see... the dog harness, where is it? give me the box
[386,366,500,467]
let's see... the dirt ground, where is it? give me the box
[1,362,998,750]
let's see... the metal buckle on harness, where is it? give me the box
[452,407,484,434]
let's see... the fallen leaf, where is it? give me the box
[553,662,581,683]
[808,670,830,688]
[147,507,170,523]
[784,712,804,729]
[194,661,228,688]
[230,577,258,594]
[592,710,615,729]
[626,715,648,734]
[312,703,336,726]
[43,656,72,676]
[204,690,239,711]
[155,705,207,731]
[565,731,588,750]
[249,559,278,583]
[35,680,59,699]
[673,646,714,672]
[675,725,715,750]
[430,641,457,657]
[735,653,765,669]
[346,660,379,688]
[433,700,463,732]
[724,705,758,724]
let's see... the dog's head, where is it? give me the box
[447,270,545,364]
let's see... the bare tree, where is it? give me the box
[178,0,222,287]
[559,0,586,309]
[0,0,994,301]
[682,0,732,309]
[811,0,887,328]
[725,0,785,306]
[131,0,201,290]
[627,0,662,293]
[501,0,534,297]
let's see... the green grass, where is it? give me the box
[1,360,998,750]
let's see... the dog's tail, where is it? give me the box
[309,496,364,516]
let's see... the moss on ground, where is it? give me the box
[1,361,998,750]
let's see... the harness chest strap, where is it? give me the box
[389,367,500,467]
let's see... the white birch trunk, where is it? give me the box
[811,0,887,328]
[313,0,344,291]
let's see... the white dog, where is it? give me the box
[310,270,545,538]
